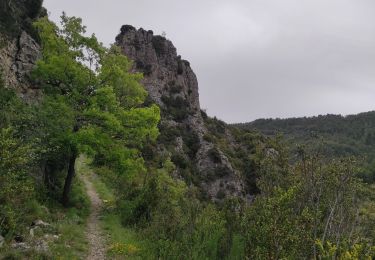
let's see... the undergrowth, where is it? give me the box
[0,158,90,259]
[79,156,148,259]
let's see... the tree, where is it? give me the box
[33,14,160,206]
[241,138,372,259]
[0,127,34,235]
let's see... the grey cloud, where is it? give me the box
[44,0,375,123]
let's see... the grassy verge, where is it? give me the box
[78,156,146,259]
[47,171,90,259]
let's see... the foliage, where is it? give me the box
[181,128,200,159]
[0,128,34,236]
[171,153,189,169]
[111,156,232,259]
[208,147,222,163]
[32,14,160,205]
[203,114,262,193]
[152,35,166,56]
[161,95,190,121]
[108,242,140,256]
[316,240,375,259]
[240,137,374,259]
[0,152,90,259]
[236,112,375,182]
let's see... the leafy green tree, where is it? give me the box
[241,138,373,259]
[0,128,34,236]
[33,14,160,206]
[242,186,313,259]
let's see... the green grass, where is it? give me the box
[101,214,145,259]
[49,218,88,259]
[77,155,147,259]
[77,156,114,202]
[47,159,90,259]
[50,177,90,259]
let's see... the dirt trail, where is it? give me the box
[81,174,106,260]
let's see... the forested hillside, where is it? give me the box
[0,1,375,259]
[236,112,375,182]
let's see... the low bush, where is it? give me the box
[161,95,190,121]
[208,147,222,163]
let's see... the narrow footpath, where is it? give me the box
[81,173,106,259]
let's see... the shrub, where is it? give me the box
[201,109,208,119]
[177,59,184,75]
[214,165,231,178]
[203,133,215,142]
[169,85,183,94]
[208,147,222,163]
[152,36,166,56]
[216,190,226,200]
[157,124,180,145]
[181,129,200,159]
[108,243,140,256]
[0,128,35,236]
[171,153,188,169]
[135,60,153,76]
[161,95,190,121]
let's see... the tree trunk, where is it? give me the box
[62,149,77,207]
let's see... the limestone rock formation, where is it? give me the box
[0,0,43,101]
[0,31,41,100]
[116,25,246,200]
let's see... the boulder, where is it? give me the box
[11,242,30,250]
[32,219,50,227]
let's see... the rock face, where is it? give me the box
[0,31,41,100]
[0,0,43,101]
[116,25,246,200]
[116,25,200,116]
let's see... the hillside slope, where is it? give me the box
[236,111,375,181]
[237,112,375,155]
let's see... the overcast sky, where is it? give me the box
[44,0,375,123]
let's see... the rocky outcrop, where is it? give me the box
[116,25,200,116]
[0,31,41,100]
[9,219,59,254]
[0,0,43,101]
[116,25,246,200]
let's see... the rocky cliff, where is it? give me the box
[116,26,251,200]
[0,31,40,99]
[0,0,43,100]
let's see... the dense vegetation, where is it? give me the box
[236,112,375,182]
[0,12,159,257]
[1,9,375,259]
